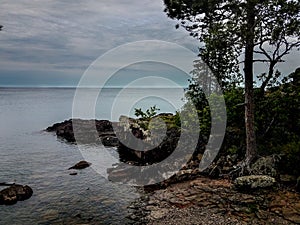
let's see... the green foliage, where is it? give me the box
[180,99,211,139]
[182,82,211,139]
[277,141,300,176]
[174,111,181,128]
[164,0,300,168]
[134,105,160,120]
[227,145,238,155]
[133,106,181,132]
[181,66,300,175]
[228,68,300,173]
[255,68,300,155]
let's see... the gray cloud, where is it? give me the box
[0,0,198,86]
[1,0,297,87]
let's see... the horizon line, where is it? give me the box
[0,85,188,89]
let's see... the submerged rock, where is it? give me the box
[0,184,33,205]
[234,175,276,190]
[68,161,91,170]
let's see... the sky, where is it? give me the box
[0,0,298,87]
[0,0,198,87]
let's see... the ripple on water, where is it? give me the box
[0,88,147,224]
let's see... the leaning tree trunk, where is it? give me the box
[243,0,257,171]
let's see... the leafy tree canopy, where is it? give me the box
[164,0,300,90]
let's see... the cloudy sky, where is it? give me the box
[0,0,298,87]
[0,0,198,87]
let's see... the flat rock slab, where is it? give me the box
[0,184,33,205]
[130,176,300,224]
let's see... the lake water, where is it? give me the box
[0,87,185,224]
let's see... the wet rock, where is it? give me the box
[69,172,78,176]
[234,175,276,190]
[68,161,91,170]
[0,184,33,205]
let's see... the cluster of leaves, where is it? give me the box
[134,105,160,120]
[133,106,180,132]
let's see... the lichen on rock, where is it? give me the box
[234,175,276,190]
[250,155,281,178]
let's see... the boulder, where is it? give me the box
[250,155,281,177]
[68,161,91,170]
[234,175,276,190]
[0,184,33,205]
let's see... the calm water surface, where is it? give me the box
[0,87,184,224]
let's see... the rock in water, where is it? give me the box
[68,161,91,170]
[0,184,33,205]
[234,175,276,190]
[69,172,78,176]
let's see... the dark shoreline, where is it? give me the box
[46,117,300,224]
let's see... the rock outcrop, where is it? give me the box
[46,119,118,146]
[0,184,33,205]
[47,115,195,171]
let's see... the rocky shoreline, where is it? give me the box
[46,117,300,224]
[46,116,204,185]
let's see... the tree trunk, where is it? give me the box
[243,0,257,169]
